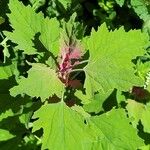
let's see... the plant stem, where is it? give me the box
[0,31,4,39]
[69,68,84,73]
[73,60,89,67]
[61,88,65,102]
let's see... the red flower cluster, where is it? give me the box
[58,42,82,88]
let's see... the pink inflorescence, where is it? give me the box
[58,44,82,87]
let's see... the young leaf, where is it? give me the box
[0,65,14,79]
[32,102,92,150]
[10,63,63,101]
[0,129,15,141]
[89,109,144,149]
[115,0,125,7]
[57,0,72,10]
[83,24,148,95]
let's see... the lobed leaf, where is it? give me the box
[89,109,144,150]
[10,63,63,101]
[4,0,60,55]
[32,102,92,150]
[83,24,148,95]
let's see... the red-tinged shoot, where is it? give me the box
[57,41,83,88]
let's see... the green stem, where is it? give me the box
[73,60,89,67]
[61,88,65,103]
[69,68,84,73]
[0,31,4,39]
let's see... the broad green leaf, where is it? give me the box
[0,65,14,79]
[5,0,60,55]
[58,0,71,9]
[131,0,150,21]
[83,90,113,113]
[126,99,145,127]
[4,0,43,54]
[32,102,92,150]
[71,105,91,118]
[141,104,150,133]
[139,145,150,150]
[83,24,147,95]
[115,0,125,7]
[75,90,113,113]
[39,17,60,56]
[10,63,63,101]
[0,129,14,141]
[126,99,150,132]
[89,109,144,150]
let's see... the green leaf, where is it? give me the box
[0,110,13,122]
[58,0,72,10]
[140,103,150,133]
[83,24,147,95]
[75,90,113,113]
[32,102,92,150]
[115,0,125,7]
[10,63,63,101]
[29,0,46,11]
[39,17,60,56]
[126,99,150,132]
[5,0,60,55]
[0,65,14,79]
[83,90,113,113]
[126,99,145,127]
[139,145,150,150]
[0,17,5,25]
[0,129,14,141]
[89,109,144,150]
[131,0,150,21]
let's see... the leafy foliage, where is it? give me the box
[0,0,150,149]
[32,102,92,150]
[83,24,147,95]
[4,0,60,55]
[89,109,144,150]
[130,0,150,21]
[10,63,63,101]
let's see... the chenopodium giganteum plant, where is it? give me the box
[0,0,150,150]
